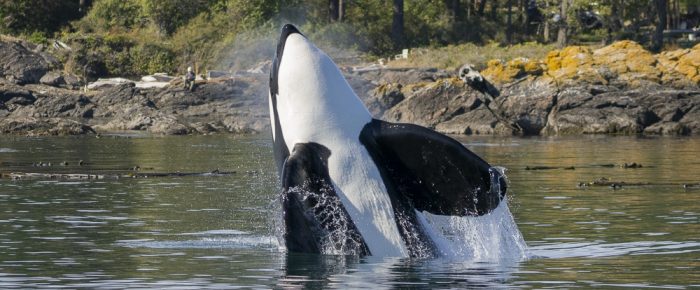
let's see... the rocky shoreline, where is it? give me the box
[1,38,699,136]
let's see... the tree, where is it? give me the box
[391,0,404,49]
[143,0,207,36]
[507,0,514,44]
[444,0,463,39]
[478,0,488,16]
[0,0,82,35]
[557,0,569,47]
[84,0,143,31]
[653,0,668,51]
[329,0,344,22]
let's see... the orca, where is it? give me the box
[269,24,508,258]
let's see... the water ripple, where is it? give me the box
[529,240,700,258]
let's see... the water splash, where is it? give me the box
[412,166,527,261]
[282,185,368,256]
[278,167,528,260]
[417,201,528,261]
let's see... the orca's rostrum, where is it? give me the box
[269,24,508,258]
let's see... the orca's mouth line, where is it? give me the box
[270,24,302,97]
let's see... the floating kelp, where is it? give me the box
[525,164,617,170]
[577,177,699,189]
[525,163,649,171]
[0,170,234,180]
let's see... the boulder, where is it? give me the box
[40,71,65,86]
[87,78,134,90]
[206,70,231,79]
[62,74,84,89]
[498,77,558,135]
[381,77,515,135]
[0,116,94,136]
[543,87,699,135]
[356,68,449,85]
[593,41,660,84]
[0,40,51,84]
[366,83,404,116]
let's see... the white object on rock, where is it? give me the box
[87,78,133,90]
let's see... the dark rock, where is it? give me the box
[0,81,36,109]
[679,105,700,134]
[382,78,523,135]
[40,71,65,86]
[206,71,230,79]
[366,83,404,116]
[1,56,699,136]
[498,77,558,135]
[62,74,84,89]
[0,116,94,136]
[84,74,270,135]
[352,67,450,86]
[0,41,51,84]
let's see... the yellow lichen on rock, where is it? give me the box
[657,48,692,84]
[676,47,700,82]
[482,57,543,83]
[510,57,544,75]
[481,59,508,83]
[545,50,562,71]
[481,40,700,86]
[559,46,593,68]
[592,40,659,82]
[544,46,594,80]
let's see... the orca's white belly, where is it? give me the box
[327,142,408,257]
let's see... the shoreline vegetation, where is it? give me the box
[0,1,699,136]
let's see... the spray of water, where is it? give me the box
[415,167,528,261]
[282,183,368,256]
[277,167,528,260]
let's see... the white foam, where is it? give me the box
[117,235,279,250]
[417,201,528,261]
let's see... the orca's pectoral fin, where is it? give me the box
[360,119,506,216]
[282,142,370,256]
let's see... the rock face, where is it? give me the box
[483,40,700,89]
[0,40,56,85]
[1,39,699,136]
[0,74,270,136]
[376,40,700,136]
[370,73,700,136]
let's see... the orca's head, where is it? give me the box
[268,24,371,171]
[270,24,367,117]
[269,24,301,100]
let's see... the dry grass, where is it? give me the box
[0,34,25,42]
[388,42,557,71]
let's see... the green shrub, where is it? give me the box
[130,43,176,75]
[0,0,81,35]
[27,31,48,45]
[142,0,207,36]
[85,0,145,31]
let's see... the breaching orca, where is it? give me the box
[269,24,508,258]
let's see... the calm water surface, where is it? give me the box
[0,134,698,289]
